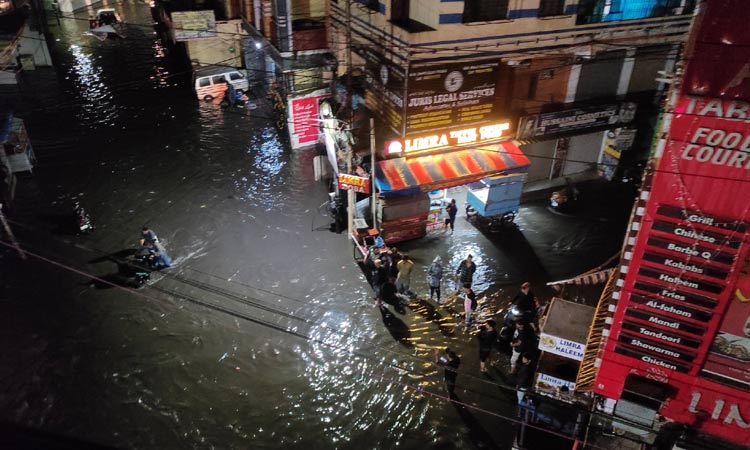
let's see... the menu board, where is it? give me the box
[611,205,747,375]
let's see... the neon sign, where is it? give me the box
[386,122,510,155]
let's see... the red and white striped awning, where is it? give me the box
[546,268,616,287]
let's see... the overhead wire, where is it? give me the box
[3,216,531,400]
[0,237,649,450]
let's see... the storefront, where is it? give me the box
[517,102,637,183]
[535,298,594,397]
[373,123,530,243]
[593,2,750,447]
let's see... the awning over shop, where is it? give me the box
[376,141,530,193]
[546,268,616,287]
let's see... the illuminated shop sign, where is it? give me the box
[386,122,510,155]
[338,174,371,194]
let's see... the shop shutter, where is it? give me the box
[575,50,625,102]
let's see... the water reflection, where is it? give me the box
[150,37,171,88]
[69,44,117,126]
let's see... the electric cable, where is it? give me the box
[0,237,651,450]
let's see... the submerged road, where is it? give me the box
[0,3,632,449]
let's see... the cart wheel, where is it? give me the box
[502,212,516,225]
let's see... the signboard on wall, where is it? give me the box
[406,61,500,134]
[594,1,750,445]
[519,103,636,139]
[289,91,328,149]
[384,122,510,156]
[338,174,370,194]
[539,333,585,361]
[171,11,217,41]
[355,46,405,136]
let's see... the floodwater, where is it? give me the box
[0,3,630,450]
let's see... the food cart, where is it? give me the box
[465,172,525,229]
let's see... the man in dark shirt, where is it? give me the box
[516,352,535,405]
[477,320,498,373]
[510,321,537,373]
[513,282,535,313]
[435,348,461,398]
[456,254,477,287]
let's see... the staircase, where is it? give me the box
[575,269,618,393]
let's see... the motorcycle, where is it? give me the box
[73,202,94,234]
[549,179,580,213]
[220,91,249,109]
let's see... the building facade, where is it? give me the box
[589,1,750,448]
[330,0,695,193]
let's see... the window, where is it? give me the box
[462,0,509,23]
[357,0,380,13]
[212,75,226,84]
[229,72,244,80]
[390,0,437,31]
[199,78,211,87]
[391,0,409,23]
[538,0,565,17]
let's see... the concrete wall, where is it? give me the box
[331,0,691,66]
[19,24,53,67]
[187,20,246,68]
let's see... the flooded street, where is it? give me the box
[0,3,630,450]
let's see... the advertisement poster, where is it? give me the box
[289,93,327,149]
[701,255,750,386]
[599,128,636,181]
[406,61,500,134]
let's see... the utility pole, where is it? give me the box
[370,117,377,229]
[345,0,355,237]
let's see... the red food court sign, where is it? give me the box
[594,0,750,445]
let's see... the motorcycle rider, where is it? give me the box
[223,79,237,108]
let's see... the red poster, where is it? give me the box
[290,94,327,149]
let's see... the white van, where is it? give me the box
[194,70,249,101]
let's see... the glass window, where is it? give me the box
[198,78,211,87]
[212,75,226,84]
[462,0,509,23]
[539,0,565,17]
[229,72,244,80]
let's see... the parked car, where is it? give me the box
[95,8,120,25]
[193,70,249,101]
